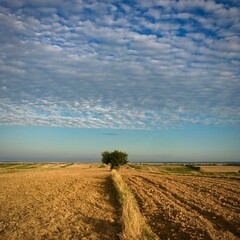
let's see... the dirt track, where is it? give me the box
[121,169,240,240]
[0,165,121,240]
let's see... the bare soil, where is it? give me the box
[200,165,240,173]
[120,167,240,240]
[0,165,121,240]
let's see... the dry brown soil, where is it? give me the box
[120,168,240,240]
[200,165,240,173]
[0,165,121,240]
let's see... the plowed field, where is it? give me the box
[121,168,240,240]
[0,164,121,240]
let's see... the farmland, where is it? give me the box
[0,162,239,240]
[0,163,121,240]
[120,164,240,240]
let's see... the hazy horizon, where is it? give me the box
[1,126,239,163]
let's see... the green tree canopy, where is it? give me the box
[101,150,128,169]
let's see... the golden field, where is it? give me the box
[0,163,120,240]
[0,163,239,240]
[121,164,240,240]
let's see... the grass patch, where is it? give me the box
[164,165,200,173]
[112,170,157,240]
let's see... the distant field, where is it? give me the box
[128,163,240,179]
[200,165,240,173]
[0,163,121,240]
[121,165,240,240]
[0,162,77,173]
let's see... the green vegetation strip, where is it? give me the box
[164,166,199,173]
[112,170,157,240]
[0,163,70,173]
[14,163,38,169]
[0,163,19,168]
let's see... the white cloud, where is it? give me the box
[0,98,239,129]
[0,0,239,129]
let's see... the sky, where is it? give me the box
[0,0,240,162]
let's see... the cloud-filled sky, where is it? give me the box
[0,0,239,162]
[0,0,239,129]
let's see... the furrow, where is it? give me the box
[138,175,240,239]
[125,176,213,240]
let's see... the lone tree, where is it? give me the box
[101,150,128,170]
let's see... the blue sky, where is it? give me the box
[0,126,239,162]
[0,0,239,162]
